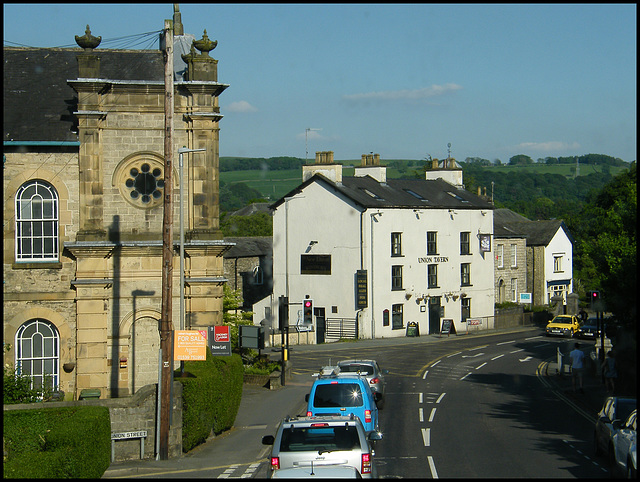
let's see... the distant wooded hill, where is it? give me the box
[219,153,631,223]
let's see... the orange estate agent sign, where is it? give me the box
[174,330,208,361]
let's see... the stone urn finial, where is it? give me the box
[192,29,217,56]
[75,25,102,50]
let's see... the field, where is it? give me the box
[220,160,627,202]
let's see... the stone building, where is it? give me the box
[3,10,232,400]
[493,208,574,307]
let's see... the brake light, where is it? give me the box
[365,409,371,423]
[271,457,280,470]
[310,423,329,427]
[370,377,379,384]
[361,453,371,474]
[306,411,312,416]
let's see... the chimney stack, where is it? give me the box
[355,153,386,182]
[302,151,342,182]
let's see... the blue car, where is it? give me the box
[305,366,379,434]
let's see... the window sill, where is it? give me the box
[13,262,62,269]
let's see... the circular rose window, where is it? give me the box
[125,163,164,204]
[114,153,166,209]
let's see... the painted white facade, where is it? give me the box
[543,227,573,303]
[255,165,495,343]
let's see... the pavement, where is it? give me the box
[102,327,618,479]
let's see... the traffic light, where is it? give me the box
[278,296,288,331]
[303,299,313,326]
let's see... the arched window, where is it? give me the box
[15,319,60,391]
[15,180,59,261]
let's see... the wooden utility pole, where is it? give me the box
[159,18,174,461]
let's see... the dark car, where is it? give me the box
[576,318,601,339]
[595,397,637,460]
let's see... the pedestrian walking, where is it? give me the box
[569,342,585,393]
[601,351,617,394]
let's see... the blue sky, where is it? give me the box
[4,3,636,162]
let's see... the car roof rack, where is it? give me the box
[316,365,341,378]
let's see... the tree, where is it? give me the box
[222,285,253,352]
[572,162,636,323]
[508,154,534,166]
[221,212,272,237]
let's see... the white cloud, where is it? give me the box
[515,141,581,152]
[226,100,258,113]
[343,84,462,102]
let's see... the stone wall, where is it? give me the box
[3,381,183,462]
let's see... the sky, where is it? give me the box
[3,3,637,163]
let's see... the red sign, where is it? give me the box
[214,325,230,342]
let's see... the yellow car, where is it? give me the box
[545,315,581,337]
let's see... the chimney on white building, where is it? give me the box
[425,157,463,188]
[354,153,387,183]
[302,151,343,183]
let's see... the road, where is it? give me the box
[105,329,610,478]
[287,329,608,478]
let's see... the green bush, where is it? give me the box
[3,406,110,478]
[176,347,243,452]
[3,364,53,404]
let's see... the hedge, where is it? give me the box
[3,405,110,478]
[176,347,243,452]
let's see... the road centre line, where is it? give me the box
[460,372,472,380]
[510,348,525,354]
[447,351,462,357]
[476,362,487,370]
[431,360,441,366]
[497,340,516,345]
[491,354,504,360]
[428,456,438,478]
[423,370,428,379]
[421,428,431,446]
[525,335,544,340]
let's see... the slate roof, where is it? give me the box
[4,47,164,142]
[493,208,573,246]
[270,174,494,211]
[223,237,272,258]
[228,203,272,217]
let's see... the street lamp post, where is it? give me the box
[178,147,206,337]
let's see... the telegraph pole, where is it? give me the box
[159,17,174,461]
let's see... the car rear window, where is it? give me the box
[339,364,374,375]
[313,383,364,408]
[617,399,636,422]
[280,426,361,452]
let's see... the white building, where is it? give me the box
[254,152,495,343]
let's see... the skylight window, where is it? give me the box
[447,191,469,203]
[360,188,384,201]
[404,189,428,202]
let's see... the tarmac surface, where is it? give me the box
[102,327,619,478]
